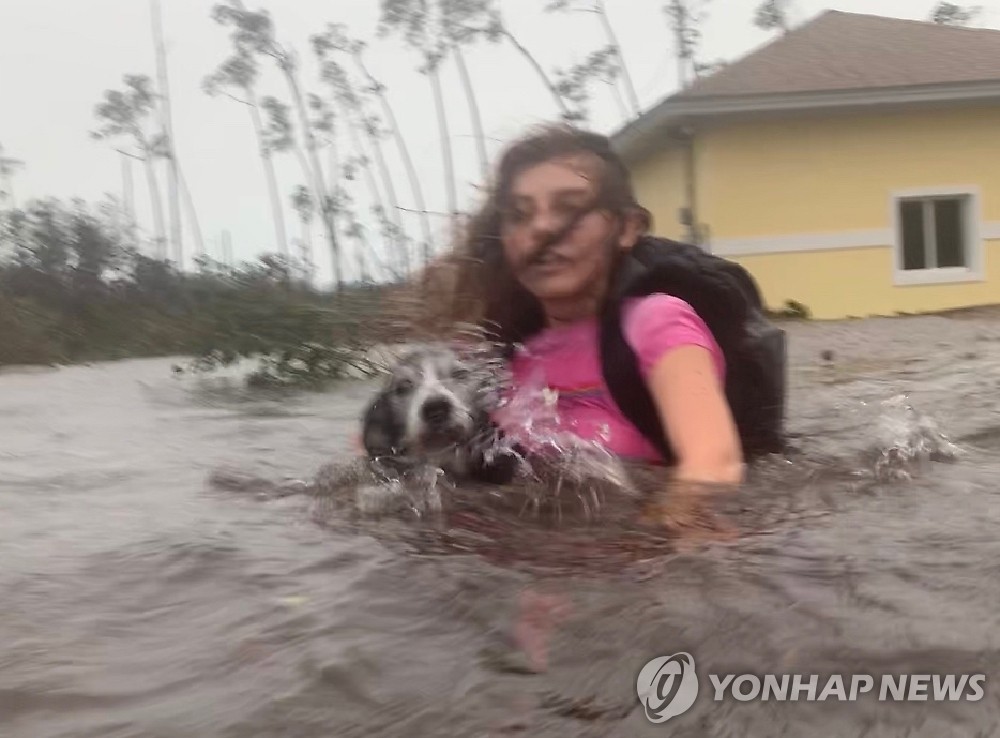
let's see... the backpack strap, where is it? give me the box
[599,252,677,464]
[600,236,787,462]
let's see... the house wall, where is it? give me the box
[627,103,1000,319]
[628,140,689,242]
[732,244,1000,318]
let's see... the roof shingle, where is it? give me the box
[676,10,1000,99]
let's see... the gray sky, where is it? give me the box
[3,0,1000,284]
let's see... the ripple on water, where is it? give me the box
[3,312,1000,737]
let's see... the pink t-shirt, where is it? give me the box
[495,293,726,463]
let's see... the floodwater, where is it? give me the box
[2,309,1000,738]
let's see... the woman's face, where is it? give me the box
[500,154,638,320]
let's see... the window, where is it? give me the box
[892,189,983,285]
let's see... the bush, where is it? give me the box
[0,197,412,385]
[766,299,812,320]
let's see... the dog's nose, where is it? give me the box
[421,396,452,426]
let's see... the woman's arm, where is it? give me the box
[646,343,745,484]
[620,294,743,538]
[642,344,744,540]
[620,293,742,482]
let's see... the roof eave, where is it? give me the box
[612,79,1000,160]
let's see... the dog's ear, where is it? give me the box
[361,393,404,458]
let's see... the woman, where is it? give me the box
[433,124,746,533]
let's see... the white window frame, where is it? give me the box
[890,186,985,286]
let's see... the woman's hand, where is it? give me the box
[641,479,739,547]
[644,344,745,541]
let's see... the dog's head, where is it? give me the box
[362,344,497,461]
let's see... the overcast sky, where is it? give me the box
[2,0,999,283]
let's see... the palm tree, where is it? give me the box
[753,0,791,33]
[930,2,982,25]
[211,1,341,287]
[290,185,315,282]
[204,46,291,261]
[312,25,433,260]
[258,96,320,274]
[378,0,459,224]
[91,75,168,260]
[663,0,712,88]
[446,1,575,119]
[316,56,411,277]
[150,0,183,266]
[544,0,642,116]
[551,45,621,124]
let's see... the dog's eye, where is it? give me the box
[393,379,414,396]
[450,366,471,381]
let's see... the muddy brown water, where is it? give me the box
[2,310,1000,737]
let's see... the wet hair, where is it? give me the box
[432,124,651,348]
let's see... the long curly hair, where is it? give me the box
[424,124,651,348]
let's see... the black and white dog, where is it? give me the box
[361,344,519,485]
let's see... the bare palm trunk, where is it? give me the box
[328,72,407,278]
[301,220,313,261]
[176,161,205,258]
[451,45,488,182]
[428,58,456,260]
[221,0,294,265]
[499,28,570,117]
[246,93,290,260]
[289,147,319,275]
[362,122,404,267]
[595,0,641,115]
[298,217,314,282]
[356,233,373,283]
[352,51,433,256]
[120,152,136,230]
[607,77,630,120]
[344,118,400,281]
[326,131,343,287]
[280,58,339,287]
[354,52,433,262]
[665,0,697,89]
[151,0,182,266]
[222,229,233,267]
[142,154,167,260]
[326,132,338,198]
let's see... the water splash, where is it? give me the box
[486,344,640,522]
[322,335,639,524]
[306,456,456,520]
[862,394,964,482]
[211,334,642,526]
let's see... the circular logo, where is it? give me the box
[636,652,699,724]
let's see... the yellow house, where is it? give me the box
[613,10,1000,319]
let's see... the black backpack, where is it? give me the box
[599,235,788,464]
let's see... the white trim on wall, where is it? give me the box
[982,221,1000,240]
[889,186,986,286]
[710,229,892,256]
[708,221,1000,258]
